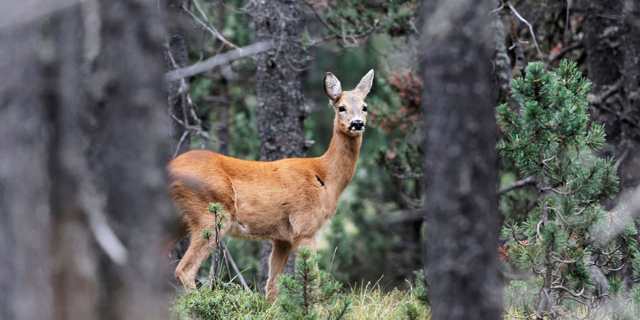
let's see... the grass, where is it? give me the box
[172,285,640,320]
[347,283,429,320]
[171,282,430,320]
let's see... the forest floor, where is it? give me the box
[171,284,430,320]
[171,284,627,320]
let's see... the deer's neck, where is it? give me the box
[320,118,362,199]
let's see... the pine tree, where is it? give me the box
[497,61,640,318]
[277,248,350,320]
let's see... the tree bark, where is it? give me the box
[251,0,307,293]
[584,0,640,192]
[421,1,502,319]
[0,1,174,319]
[162,0,191,269]
[584,0,640,286]
[163,0,191,158]
[0,22,55,320]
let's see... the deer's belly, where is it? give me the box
[228,183,332,241]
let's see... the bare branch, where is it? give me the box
[302,0,377,48]
[498,176,536,195]
[548,42,582,63]
[220,241,251,292]
[165,41,272,81]
[507,2,543,59]
[551,285,585,297]
[186,0,238,49]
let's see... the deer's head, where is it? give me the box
[324,70,374,137]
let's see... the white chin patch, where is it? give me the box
[349,128,365,134]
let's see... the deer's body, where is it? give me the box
[168,70,373,301]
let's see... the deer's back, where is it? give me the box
[167,150,334,241]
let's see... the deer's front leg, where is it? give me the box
[265,240,293,302]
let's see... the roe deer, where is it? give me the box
[167,70,374,301]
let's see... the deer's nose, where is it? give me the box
[349,119,364,130]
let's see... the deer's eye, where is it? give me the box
[362,106,368,112]
[338,106,346,112]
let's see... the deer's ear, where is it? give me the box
[355,69,374,96]
[324,72,342,102]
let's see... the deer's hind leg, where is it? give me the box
[265,240,293,302]
[175,224,227,289]
[170,179,235,290]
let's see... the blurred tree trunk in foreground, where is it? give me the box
[584,0,640,195]
[0,21,55,320]
[421,0,502,319]
[0,0,174,319]
[251,0,307,292]
[584,0,640,286]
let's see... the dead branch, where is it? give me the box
[498,176,536,195]
[506,2,543,59]
[185,0,238,49]
[302,0,377,48]
[220,241,251,292]
[165,41,272,80]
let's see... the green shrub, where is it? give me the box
[172,284,274,320]
[497,60,640,318]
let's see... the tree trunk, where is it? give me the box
[0,1,174,319]
[584,0,640,286]
[421,1,502,319]
[162,0,191,268]
[0,21,55,320]
[251,0,307,293]
[163,0,191,158]
[584,0,640,192]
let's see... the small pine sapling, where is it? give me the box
[201,202,228,287]
[277,247,350,320]
[497,61,640,318]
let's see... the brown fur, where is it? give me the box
[167,70,373,301]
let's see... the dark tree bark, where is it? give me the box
[0,1,174,319]
[0,22,55,320]
[421,1,502,319]
[492,8,515,111]
[162,0,191,268]
[584,0,640,287]
[163,0,191,158]
[584,0,640,191]
[251,0,307,292]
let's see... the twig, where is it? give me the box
[165,41,272,80]
[303,0,341,40]
[548,42,583,63]
[173,131,190,158]
[80,178,128,265]
[542,187,571,195]
[186,0,237,49]
[498,176,536,195]
[302,0,377,48]
[551,285,584,297]
[536,220,544,241]
[507,2,543,59]
[489,3,505,15]
[220,241,251,292]
[547,206,572,226]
